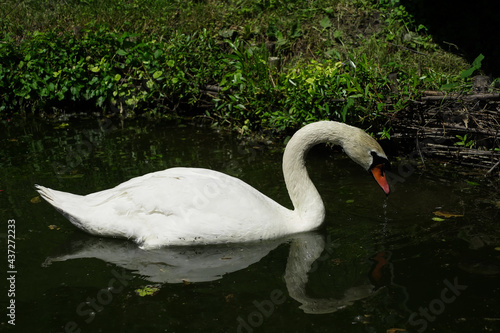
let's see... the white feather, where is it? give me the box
[36,121,388,249]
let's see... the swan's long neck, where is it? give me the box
[283,121,368,230]
[283,122,351,231]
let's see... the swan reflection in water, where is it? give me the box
[44,232,381,314]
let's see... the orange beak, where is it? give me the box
[371,164,390,195]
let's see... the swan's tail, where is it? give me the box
[35,184,138,240]
[35,184,89,230]
[35,184,82,208]
[36,184,58,203]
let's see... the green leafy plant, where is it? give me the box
[454,134,476,148]
[460,54,484,79]
[0,0,488,139]
[378,127,391,140]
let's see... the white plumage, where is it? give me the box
[36,121,390,249]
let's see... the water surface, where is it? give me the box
[1,117,499,332]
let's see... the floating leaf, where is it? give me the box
[346,199,354,204]
[494,247,500,251]
[432,217,445,222]
[135,285,159,297]
[48,225,60,230]
[225,293,234,302]
[30,196,41,203]
[387,329,408,333]
[53,123,69,129]
[434,211,464,218]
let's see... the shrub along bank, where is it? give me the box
[0,0,488,135]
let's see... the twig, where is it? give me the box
[485,158,500,176]
[421,93,500,102]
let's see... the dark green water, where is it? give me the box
[1,118,499,333]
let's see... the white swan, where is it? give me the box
[36,121,390,249]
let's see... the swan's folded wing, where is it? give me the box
[40,168,294,248]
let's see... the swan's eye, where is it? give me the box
[370,151,390,171]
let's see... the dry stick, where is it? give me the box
[420,93,500,102]
[415,136,427,169]
[485,158,500,176]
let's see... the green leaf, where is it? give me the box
[340,98,354,122]
[460,67,475,79]
[472,54,484,69]
[441,82,459,90]
[54,123,69,129]
[167,60,175,67]
[320,17,332,29]
[116,49,128,56]
[135,286,159,297]
[153,70,163,79]
[114,74,122,81]
[460,54,485,78]
[153,49,163,59]
[432,217,445,222]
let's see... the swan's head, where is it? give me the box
[367,150,391,195]
[284,121,391,195]
[340,128,391,195]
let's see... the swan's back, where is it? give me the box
[37,168,295,249]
